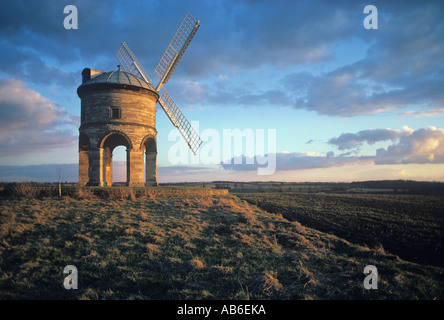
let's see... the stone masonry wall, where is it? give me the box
[78,84,159,186]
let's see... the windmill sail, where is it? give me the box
[117,13,203,155]
[158,89,203,155]
[154,12,200,91]
[117,42,154,89]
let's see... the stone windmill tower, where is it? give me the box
[77,13,202,186]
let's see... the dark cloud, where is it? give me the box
[2,0,442,117]
[281,1,444,116]
[0,0,362,87]
[178,0,444,115]
[176,0,364,81]
[168,78,293,108]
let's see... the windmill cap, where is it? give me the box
[77,68,158,98]
[79,68,152,89]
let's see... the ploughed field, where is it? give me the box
[235,193,444,268]
[0,187,443,299]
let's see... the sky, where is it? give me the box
[0,0,443,183]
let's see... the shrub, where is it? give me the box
[107,187,136,200]
[190,258,205,269]
[73,188,96,200]
[7,183,39,198]
[250,271,283,294]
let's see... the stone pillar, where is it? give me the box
[88,148,105,186]
[146,151,158,186]
[126,148,131,186]
[78,150,89,186]
[105,147,113,186]
[128,148,145,186]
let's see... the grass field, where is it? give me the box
[0,185,443,300]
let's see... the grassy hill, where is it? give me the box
[0,186,443,299]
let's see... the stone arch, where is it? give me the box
[99,130,132,151]
[140,135,156,152]
[98,131,133,186]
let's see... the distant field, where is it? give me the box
[0,188,443,299]
[235,193,444,268]
[185,180,444,195]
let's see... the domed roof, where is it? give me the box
[80,68,154,90]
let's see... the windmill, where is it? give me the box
[116,12,202,155]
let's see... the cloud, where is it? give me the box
[222,126,444,172]
[0,0,361,88]
[2,0,442,117]
[281,1,444,116]
[328,128,412,150]
[179,0,359,77]
[0,78,76,157]
[0,42,78,89]
[64,114,80,126]
[399,107,444,117]
[110,163,220,182]
[158,165,218,176]
[0,78,66,131]
[0,163,78,182]
[375,127,444,165]
[193,0,443,114]
[291,70,407,116]
[0,1,128,89]
[328,126,444,165]
[221,151,373,172]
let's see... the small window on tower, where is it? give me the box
[109,107,121,119]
